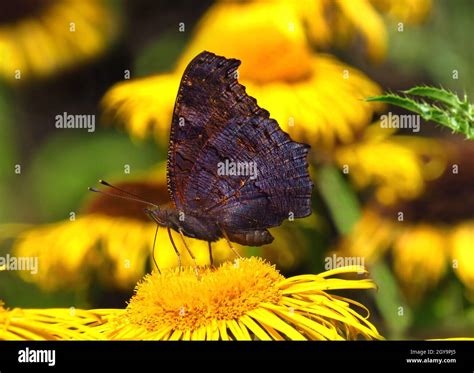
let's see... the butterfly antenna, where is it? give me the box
[88,180,159,208]
[152,224,161,274]
[99,180,159,207]
[88,187,158,207]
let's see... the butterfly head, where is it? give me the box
[144,206,163,225]
[144,205,177,228]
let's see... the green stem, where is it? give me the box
[317,164,410,339]
[316,165,360,234]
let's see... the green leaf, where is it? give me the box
[367,86,474,139]
[404,86,461,107]
[367,94,422,113]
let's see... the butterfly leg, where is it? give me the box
[178,229,199,277]
[219,226,242,258]
[167,227,182,271]
[208,241,214,267]
[152,224,161,274]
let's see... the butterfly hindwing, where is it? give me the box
[184,115,312,229]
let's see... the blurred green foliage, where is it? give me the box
[135,29,189,76]
[387,0,473,96]
[0,85,18,221]
[26,130,164,222]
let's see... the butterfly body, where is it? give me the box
[146,205,274,246]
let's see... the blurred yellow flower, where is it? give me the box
[334,124,447,205]
[296,0,387,62]
[13,213,156,291]
[451,223,474,297]
[93,258,382,340]
[392,225,447,297]
[290,0,431,62]
[339,142,474,300]
[102,0,382,150]
[0,0,119,82]
[179,1,313,83]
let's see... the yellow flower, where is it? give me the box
[0,260,382,340]
[92,258,382,340]
[290,0,431,62]
[0,0,119,82]
[392,225,447,297]
[12,214,156,291]
[334,124,447,205]
[299,0,387,62]
[178,1,313,83]
[339,142,474,300]
[101,0,382,150]
[0,301,103,340]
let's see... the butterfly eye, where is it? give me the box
[144,208,153,217]
[144,207,167,226]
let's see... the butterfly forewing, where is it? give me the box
[167,51,313,231]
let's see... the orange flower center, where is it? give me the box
[125,258,283,331]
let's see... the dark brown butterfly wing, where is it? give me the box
[167,51,312,229]
[167,51,260,209]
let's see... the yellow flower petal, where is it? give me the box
[393,225,447,298]
[335,125,447,205]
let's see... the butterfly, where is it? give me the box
[92,51,313,269]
